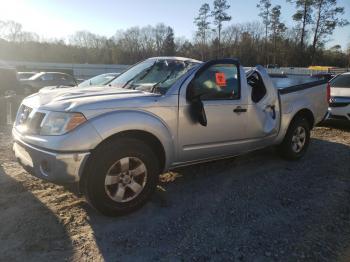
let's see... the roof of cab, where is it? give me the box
[147,56,202,63]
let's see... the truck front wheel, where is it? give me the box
[83,138,160,216]
[279,117,311,160]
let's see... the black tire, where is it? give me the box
[278,117,311,160]
[83,138,160,216]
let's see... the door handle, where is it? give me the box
[233,106,247,113]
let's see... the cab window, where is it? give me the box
[248,71,267,103]
[191,63,240,100]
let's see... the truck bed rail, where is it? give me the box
[278,80,327,95]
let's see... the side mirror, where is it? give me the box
[187,81,207,126]
[186,81,196,101]
[191,99,207,126]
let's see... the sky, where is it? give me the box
[0,0,349,49]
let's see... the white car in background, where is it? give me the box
[328,72,350,122]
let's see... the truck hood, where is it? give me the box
[22,86,159,112]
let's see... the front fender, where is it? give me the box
[89,110,176,169]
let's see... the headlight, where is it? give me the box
[40,112,87,136]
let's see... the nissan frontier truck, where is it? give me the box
[13,57,329,216]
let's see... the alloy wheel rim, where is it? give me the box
[291,126,306,153]
[104,157,147,203]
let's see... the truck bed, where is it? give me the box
[274,75,328,144]
[271,75,327,91]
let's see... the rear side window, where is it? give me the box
[248,71,267,103]
[330,74,350,88]
[192,63,240,100]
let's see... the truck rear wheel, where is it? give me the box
[278,117,310,160]
[83,138,160,216]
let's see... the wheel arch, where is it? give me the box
[98,129,166,171]
[290,108,315,129]
[275,107,315,145]
[79,129,167,191]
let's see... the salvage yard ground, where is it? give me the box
[0,124,350,261]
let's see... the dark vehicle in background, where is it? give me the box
[327,72,350,122]
[20,72,77,94]
[39,72,120,92]
[0,67,20,125]
[17,72,37,80]
[0,67,20,96]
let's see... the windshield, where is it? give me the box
[78,73,119,88]
[109,59,198,94]
[330,74,350,88]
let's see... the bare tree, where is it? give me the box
[0,20,6,38]
[4,20,23,42]
[287,0,315,49]
[69,31,106,49]
[211,0,231,57]
[1,16,350,68]
[347,43,350,68]
[162,27,175,55]
[311,0,349,63]
[17,31,39,42]
[154,23,168,55]
[257,0,272,64]
[270,5,287,64]
[0,20,40,43]
[194,3,211,60]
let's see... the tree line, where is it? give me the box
[0,0,349,67]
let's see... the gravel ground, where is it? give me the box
[0,123,349,262]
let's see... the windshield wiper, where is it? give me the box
[121,61,157,89]
[151,71,175,93]
[151,61,191,93]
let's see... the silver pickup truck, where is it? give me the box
[13,57,329,216]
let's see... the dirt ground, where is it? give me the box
[0,123,350,262]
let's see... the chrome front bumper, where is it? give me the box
[13,138,90,184]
